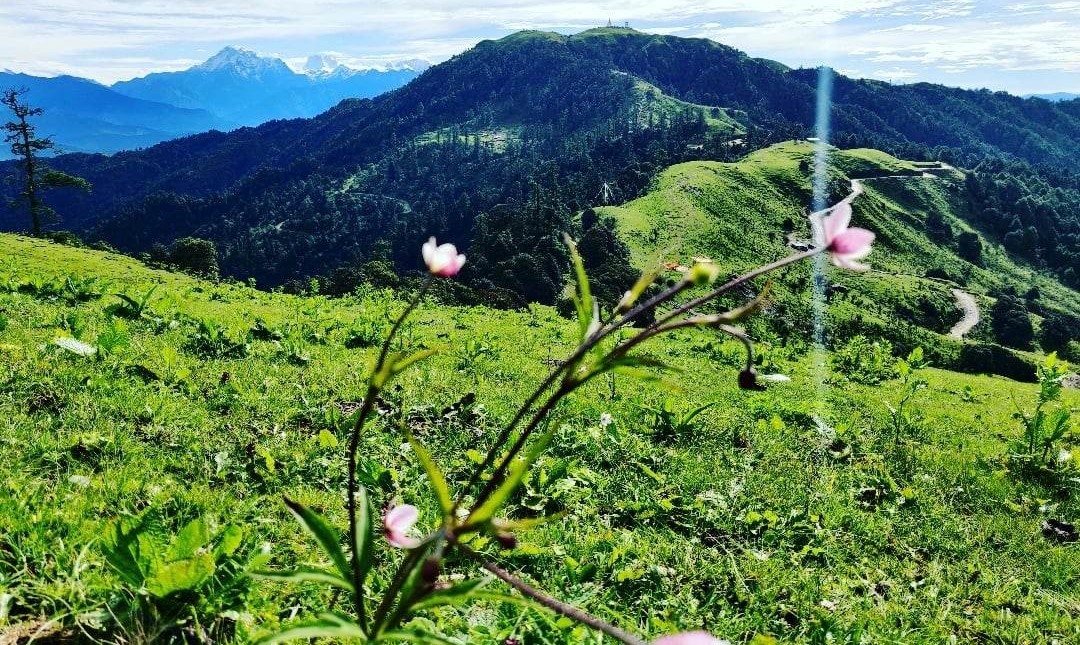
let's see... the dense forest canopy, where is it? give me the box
[2,27,1078,297]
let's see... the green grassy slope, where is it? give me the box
[600,141,1080,361]
[628,77,745,137]
[0,234,1077,643]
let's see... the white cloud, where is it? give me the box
[867,67,919,80]
[849,20,1080,73]
[0,0,1077,92]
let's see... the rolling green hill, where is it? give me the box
[599,141,1080,370]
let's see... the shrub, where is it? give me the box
[831,335,896,384]
[990,292,1035,349]
[1041,312,1080,355]
[168,237,220,278]
[954,342,1037,382]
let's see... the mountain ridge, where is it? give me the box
[2,28,1078,295]
[0,71,229,158]
[110,46,425,126]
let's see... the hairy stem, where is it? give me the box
[458,545,647,645]
[346,275,433,627]
[454,278,692,512]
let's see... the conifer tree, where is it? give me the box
[2,87,90,234]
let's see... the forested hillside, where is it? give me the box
[2,28,1078,294]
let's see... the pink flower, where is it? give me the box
[822,202,875,271]
[422,237,466,277]
[383,504,420,548]
[652,632,731,645]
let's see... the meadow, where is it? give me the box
[0,232,1077,644]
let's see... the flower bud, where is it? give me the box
[738,368,765,391]
[495,532,518,550]
[688,258,720,286]
[421,556,442,583]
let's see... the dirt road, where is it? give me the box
[948,289,980,339]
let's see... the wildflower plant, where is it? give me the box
[1009,353,1074,475]
[259,224,873,644]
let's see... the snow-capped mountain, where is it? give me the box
[192,46,295,78]
[112,47,423,126]
[302,54,352,77]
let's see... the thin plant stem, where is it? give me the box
[471,248,824,511]
[649,247,824,332]
[468,383,571,515]
[370,542,431,633]
[346,275,434,627]
[454,278,692,512]
[457,545,647,645]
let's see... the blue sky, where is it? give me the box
[1,1,1078,94]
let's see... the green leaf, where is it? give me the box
[283,496,351,583]
[616,267,660,313]
[408,433,453,517]
[492,513,566,533]
[467,426,557,527]
[254,617,367,644]
[215,524,244,560]
[391,348,439,376]
[581,355,675,385]
[145,553,215,597]
[257,446,276,473]
[563,234,594,342]
[353,485,374,596]
[101,518,152,588]
[254,568,354,591]
[410,578,489,611]
[168,517,211,561]
[318,429,339,448]
[373,349,439,388]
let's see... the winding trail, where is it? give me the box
[948,289,980,339]
[796,165,981,340]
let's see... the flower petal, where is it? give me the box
[831,255,871,271]
[652,632,731,645]
[422,237,436,266]
[386,531,421,549]
[830,227,875,256]
[384,504,418,534]
[822,202,851,245]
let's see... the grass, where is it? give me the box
[0,232,1077,644]
[629,78,745,138]
[414,125,524,153]
[599,141,1080,362]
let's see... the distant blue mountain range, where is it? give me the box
[111,47,425,125]
[0,72,226,157]
[1,48,424,158]
[1024,92,1080,102]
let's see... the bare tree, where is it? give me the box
[2,87,90,235]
